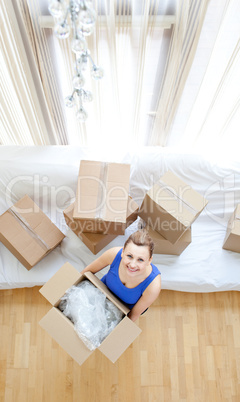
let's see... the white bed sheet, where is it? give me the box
[0,145,239,292]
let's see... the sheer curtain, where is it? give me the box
[2,0,238,152]
[1,0,177,147]
[53,0,177,148]
[0,1,54,145]
[175,0,240,158]
[1,0,70,145]
[167,0,240,160]
[150,0,210,146]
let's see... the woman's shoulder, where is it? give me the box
[143,274,161,298]
[110,246,122,253]
[104,246,122,263]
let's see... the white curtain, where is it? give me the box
[0,1,52,145]
[175,0,240,157]
[54,0,177,148]
[1,0,238,152]
[0,0,177,146]
[167,0,240,160]
[0,0,69,145]
[150,0,210,146]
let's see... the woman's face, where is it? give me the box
[121,241,152,276]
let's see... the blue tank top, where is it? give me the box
[101,248,161,309]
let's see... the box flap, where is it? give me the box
[39,307,92,365]
[98,316,142,363]
[0,195,64,255]
[0,212,48,261]
[159,171,208,213]
[11,195,65,248]
[84,272,130,315]
[73,161,130,222]
[79,160,102,178]
[64,195,138,233]
[39,262,82,306]
[147,224,191,243]
[107,163,131,183]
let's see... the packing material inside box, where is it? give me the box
[64,196,139,254]
[0,195,65,270]
[139,170,208,244]
[223,204,240,253]
[58,280,124,351]
[39,262,142,365]
[73,160,131,235]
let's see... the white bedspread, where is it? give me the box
[0,146,240,292]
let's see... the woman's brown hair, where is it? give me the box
[123,230,154,258]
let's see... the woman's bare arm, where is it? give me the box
[128,275,161,322]
[80,246,121,275]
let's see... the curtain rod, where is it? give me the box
[39,15,176,30]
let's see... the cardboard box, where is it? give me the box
[0,195,65,270]
[73,160,131,235]
[39,262,142,365]
[222,204,240,253]
[139,171,208,244]
[64,197,139,254]
[146,224,191,255]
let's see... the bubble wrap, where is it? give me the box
[58,280,124,350]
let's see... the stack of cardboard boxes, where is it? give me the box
[64,162,209,257]
[63,160,139,254]
[138,171,208,255]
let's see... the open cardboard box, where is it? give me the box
[139,170,208,244]
[73,160,131,235]
[0,195,65,270]
[64,196,139,254]
[222,204,240,253]
[39,262,142,365]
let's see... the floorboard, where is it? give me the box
[0,288,240,401]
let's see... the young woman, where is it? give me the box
[81,230,161,321]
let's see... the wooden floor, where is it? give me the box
[0,288,240,402]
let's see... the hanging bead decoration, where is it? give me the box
[48,0,104,122]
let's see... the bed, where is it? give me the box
[0,145,240,292]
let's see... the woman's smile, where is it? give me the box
[127,265,139,273]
